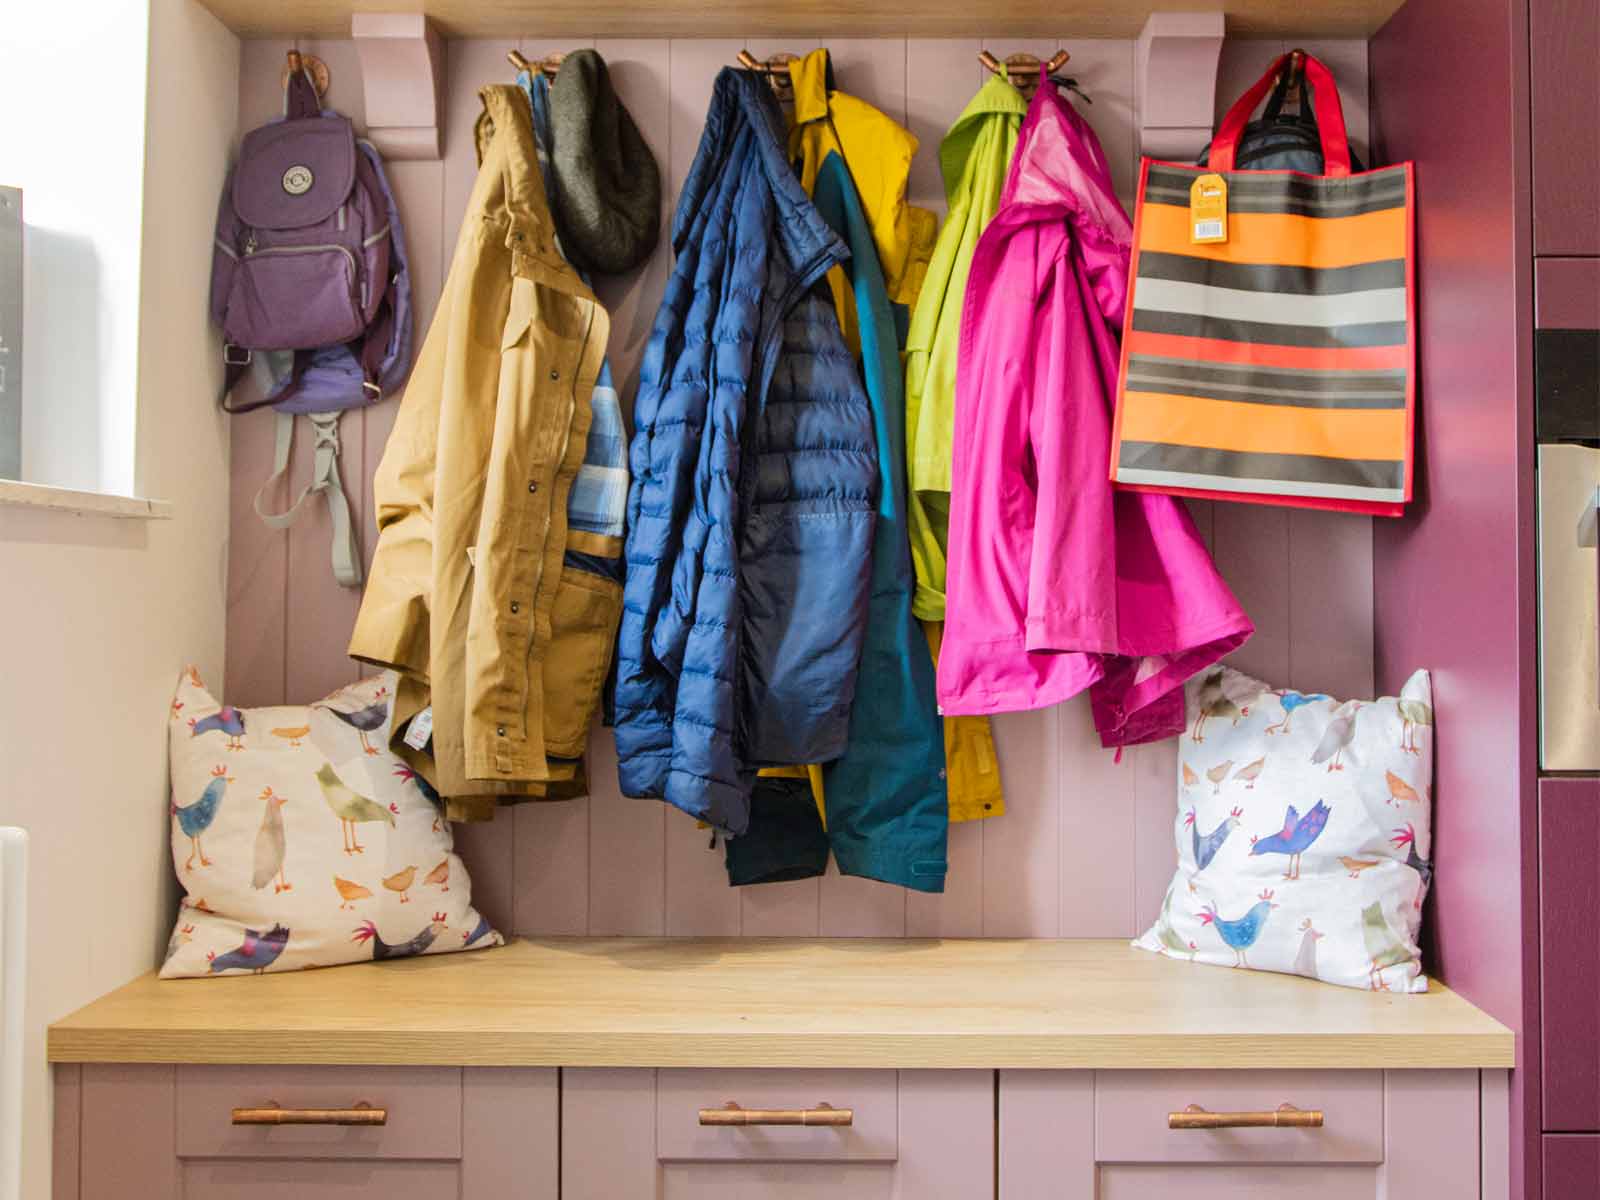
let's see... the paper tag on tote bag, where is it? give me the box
[1190,173,1229,243]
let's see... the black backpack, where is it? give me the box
[1200,51,1367,173]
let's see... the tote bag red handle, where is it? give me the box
[1208,50,1352,176]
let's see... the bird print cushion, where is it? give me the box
[1134,666,1434,992]
[162,669,503,979]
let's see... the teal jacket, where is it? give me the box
[812,150,949,892]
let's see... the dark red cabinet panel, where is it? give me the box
[1531,0,1600,254]
[1541,778,1600,1131]
[1544,1135,1600,1199]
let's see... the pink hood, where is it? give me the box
[936,83,1253,745]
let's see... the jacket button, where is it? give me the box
[496,726,506,737]
[549,368,560,381]
[510,601,521,614]
[527,481,538,494]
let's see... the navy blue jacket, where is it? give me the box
[613,70,878,835]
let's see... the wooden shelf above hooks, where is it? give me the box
[195,0,1406,40]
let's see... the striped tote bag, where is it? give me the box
[1111,51,1414,516]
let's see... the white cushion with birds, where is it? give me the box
[1134,666,1434,992]
[162,669,503,978]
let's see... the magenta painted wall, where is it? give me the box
[223,36,1376,947]
[1369,1,1537,1197]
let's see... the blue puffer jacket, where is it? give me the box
[613,69,879,836]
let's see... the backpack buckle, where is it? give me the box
[362,380,383,399]
[223,344,253,367]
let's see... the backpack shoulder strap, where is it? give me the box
[253,410,364,588]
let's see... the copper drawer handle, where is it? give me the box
[699,1102,853,1127]
[232,1101,387,1126]
[1169,1103,1323,1130]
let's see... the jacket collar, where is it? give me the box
[674,68,845,274]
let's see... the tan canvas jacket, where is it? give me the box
[350,85,619,820]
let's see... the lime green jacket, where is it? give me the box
[905,75,1027,623]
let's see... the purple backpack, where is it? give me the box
[210,62,413,587]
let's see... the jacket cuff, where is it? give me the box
[348,591,432,678]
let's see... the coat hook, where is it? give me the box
[281,49,330,97]
[737,49,798,98]
[507,48,567,78]
[978,49,1071,98]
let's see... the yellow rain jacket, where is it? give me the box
[761,50,1004,825]
[350,86,619,821]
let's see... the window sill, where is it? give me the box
[0,479,173,520]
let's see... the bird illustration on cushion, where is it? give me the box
[1391,822,1433,910]
[271,724,310,747]
[352,913,448,961]
[1197,890,1277,967]
[1152,887,1197,959]
[1361,901,1414,991]
[173,765,231,871]
[1248,800,1331,881]
[190,706,246,751]
[1396,696,1432,755]
[1263,690,1329,736]
[1189,670,1257,743]
[1310,701,1363,772]
[1205,760,1234,793]
[423,859,450,892]
[1385,769,1424,806]
[333,875,372,910]
[1232,757,1266,789]
[316,762,397,855]
[1339,855,1381,878]
[1292,918,1324,979]
[207,924,290,974]
[317,686,390,755]
[251,787,291,894]
[1184,805,1241,890]
[383,865,418,903]
[462,912,496,948]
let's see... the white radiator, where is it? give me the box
[0,828,26,1200]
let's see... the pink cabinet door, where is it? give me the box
[1541,777,1600,1131]
[1000,1069,1482,1198]
[1532,0,1600,254]
[563,1069,992,1199]
[54,1064,558,1200]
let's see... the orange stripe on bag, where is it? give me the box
[1137,203,1408,270]
[1122,330,1411,373]
[1119,391,1409,462]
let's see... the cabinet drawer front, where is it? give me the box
[175,1065,462,1161]
[656,1069,897,1163]
[1544,1134,1600,1196]
[1096,1071,1383,1165]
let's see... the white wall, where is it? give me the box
[0,2,237,1197]
[1,1,152,494]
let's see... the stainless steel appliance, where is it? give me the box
[1538,444,1598,770]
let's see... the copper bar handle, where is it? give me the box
[699,1102,852,1127]
[1169,1103,1323,1130]
[232,1101,387,1127]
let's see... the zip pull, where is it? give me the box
[243,230,258,256]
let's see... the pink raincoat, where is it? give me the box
[937,81,1253,746]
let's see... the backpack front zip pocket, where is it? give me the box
[223,238,365,351]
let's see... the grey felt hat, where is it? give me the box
[548,50,662,276]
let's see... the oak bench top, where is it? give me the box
[47,937,1513,1070]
